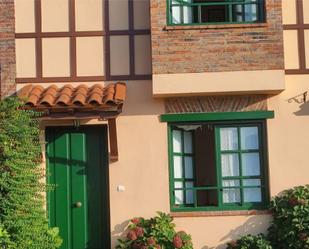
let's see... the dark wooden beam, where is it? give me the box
[108,118,119,162]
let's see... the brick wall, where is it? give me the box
[0,0,16,99]
[165,95,268,113]
[151,0,284,74]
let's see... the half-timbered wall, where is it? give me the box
[14,0,151,84]
[283,0,309,74]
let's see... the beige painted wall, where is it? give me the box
[153,70,285,97]
[41,0,69,32]
[15,38,36,78]
[75,0,104,31]
[268,75,309,194]
[283,30,299,70]
[42,38,70,77]
[15,0,35,33]
[282,0,297,25]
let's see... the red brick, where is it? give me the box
[0,0,16,99]
[150,0,284,74]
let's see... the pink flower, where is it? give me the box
[127,230,137,241]
[147,237,156,245]
[134,227,144,237]
[173,235,183,248]
[131,218,141,225]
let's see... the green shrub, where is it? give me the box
[0,223,14,249]
[0,97,62,249]
[268,185,309,249]
[226,234,272,249]
[116,212,193,249]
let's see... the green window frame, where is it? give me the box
[167,0,265,26]
[166,114,271,212]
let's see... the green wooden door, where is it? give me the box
[46,126,110,249]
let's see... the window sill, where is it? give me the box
[163,23,268,31]
[171,209,271,218]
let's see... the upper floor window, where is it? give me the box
[167,0,265,25]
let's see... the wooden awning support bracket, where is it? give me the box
[108,118,119,163]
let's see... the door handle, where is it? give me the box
[74,202,82,208]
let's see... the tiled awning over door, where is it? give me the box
[17,82,126,119]
[17,82,126,162]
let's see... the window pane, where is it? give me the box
[242,153,260,176]
[221,154,239,177]
[243,179,262,202]
[222,180,240,187]
[185,181,194,204]
[184,131,193,153]
[171,6,181,24]
[173,130,182,153]
[184,156,193,179]
[233,4,243,22]
[243,179,261,187]
[183,1,193,24]
[223,189,241,204]
[244,188,262,202]
[174,182,184,205]
[240,127,259,150]
[245,3,257,22]
[220,128,238,151]
[173,156,183,178]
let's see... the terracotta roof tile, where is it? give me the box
[72,84,88,106]
[55,84,74,106]
[17,82,126,110]
[39,84,58,106]
[88,84,104,105]
[20,85,45,107]
[114,82,126,103]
